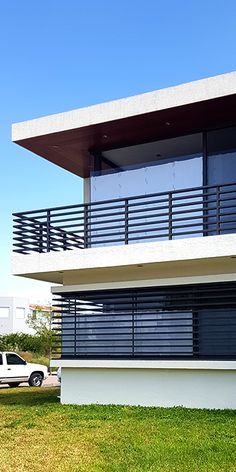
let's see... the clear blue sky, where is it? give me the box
[0,0,236,301]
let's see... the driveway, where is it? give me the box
[0,374,60,389]
[43,374,60,387]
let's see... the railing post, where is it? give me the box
[63,232,67,251]
[39,223,43,253]
[203,187,208,237]
[132,294,137,358]
[46,210,51,252]
[192,311,199,359]
[168,192,173,240]
[216,186,221,235]
[124,199,129,244]
[74,299,77,358]
[84,204,89,248]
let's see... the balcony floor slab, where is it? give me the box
[12,234,236,284]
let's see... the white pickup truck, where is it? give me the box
[0,352,48,388]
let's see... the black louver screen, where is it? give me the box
[52,282,236,360]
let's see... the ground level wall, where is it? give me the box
[60,366,236,409]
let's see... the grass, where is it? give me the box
[0,387,236,472]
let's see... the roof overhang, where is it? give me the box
[12,72,236,178]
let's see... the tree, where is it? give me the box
[27,305,53,372]
[27,305,52,336]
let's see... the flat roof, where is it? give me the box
[12,71,236,178]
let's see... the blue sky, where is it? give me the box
[0,0,236,301]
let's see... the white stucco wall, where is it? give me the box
[60,366,236,409]
[0,297,32,335]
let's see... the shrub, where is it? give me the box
[0,332,50,356]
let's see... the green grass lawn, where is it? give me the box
[0,387,236,472]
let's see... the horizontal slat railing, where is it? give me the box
[52,282,236,360]
[13,182,236,254]
[52,309,194,358]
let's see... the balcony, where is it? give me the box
[13,182,236,255]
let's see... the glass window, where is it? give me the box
[207,126,236,185]
[198,309,236,356]
[16,307,25,319]
[6,354,25,365]
[0,354,2,365]
[0,307,10,318]
[91,133,203,202]
[207,127,236,234]
[89,133,203,245]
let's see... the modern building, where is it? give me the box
[12,72,236,408]
[0,298,51,335]
[0,297,31,334]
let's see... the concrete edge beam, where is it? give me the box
[12,72,236,141]
[51,359,236,370]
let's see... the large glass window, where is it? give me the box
[207,126,236,234]
[91,133,202,202]
[90,126,236,201]
[89,133,203,244]
[207,126,236,185]
[86,126,236,245]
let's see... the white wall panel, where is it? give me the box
[61,367,236,409]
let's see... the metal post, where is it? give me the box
[168,192,173,240]
[49,306,52,375]
[216,186,221,235]
[74,299,77,357]
[46,210,51,252]
[124,199,129,244]
[63,232,67,251]
[132,295,137,358]
[192,311,199,359]
[84,204,89,248]
[39,223,43,253]
[203,132,208,236]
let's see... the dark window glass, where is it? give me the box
[198,309,236,357]
[61,310,193,357]
[0,354,2,365]
[6,354,25,365]
[207,126,236,185]
[207,127,236,234]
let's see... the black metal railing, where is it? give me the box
[52,282,236,360]
[13,182,236,254]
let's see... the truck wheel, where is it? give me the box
[8,383,20,388]
[28,372,43,387]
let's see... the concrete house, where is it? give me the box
[12,72,236,408]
